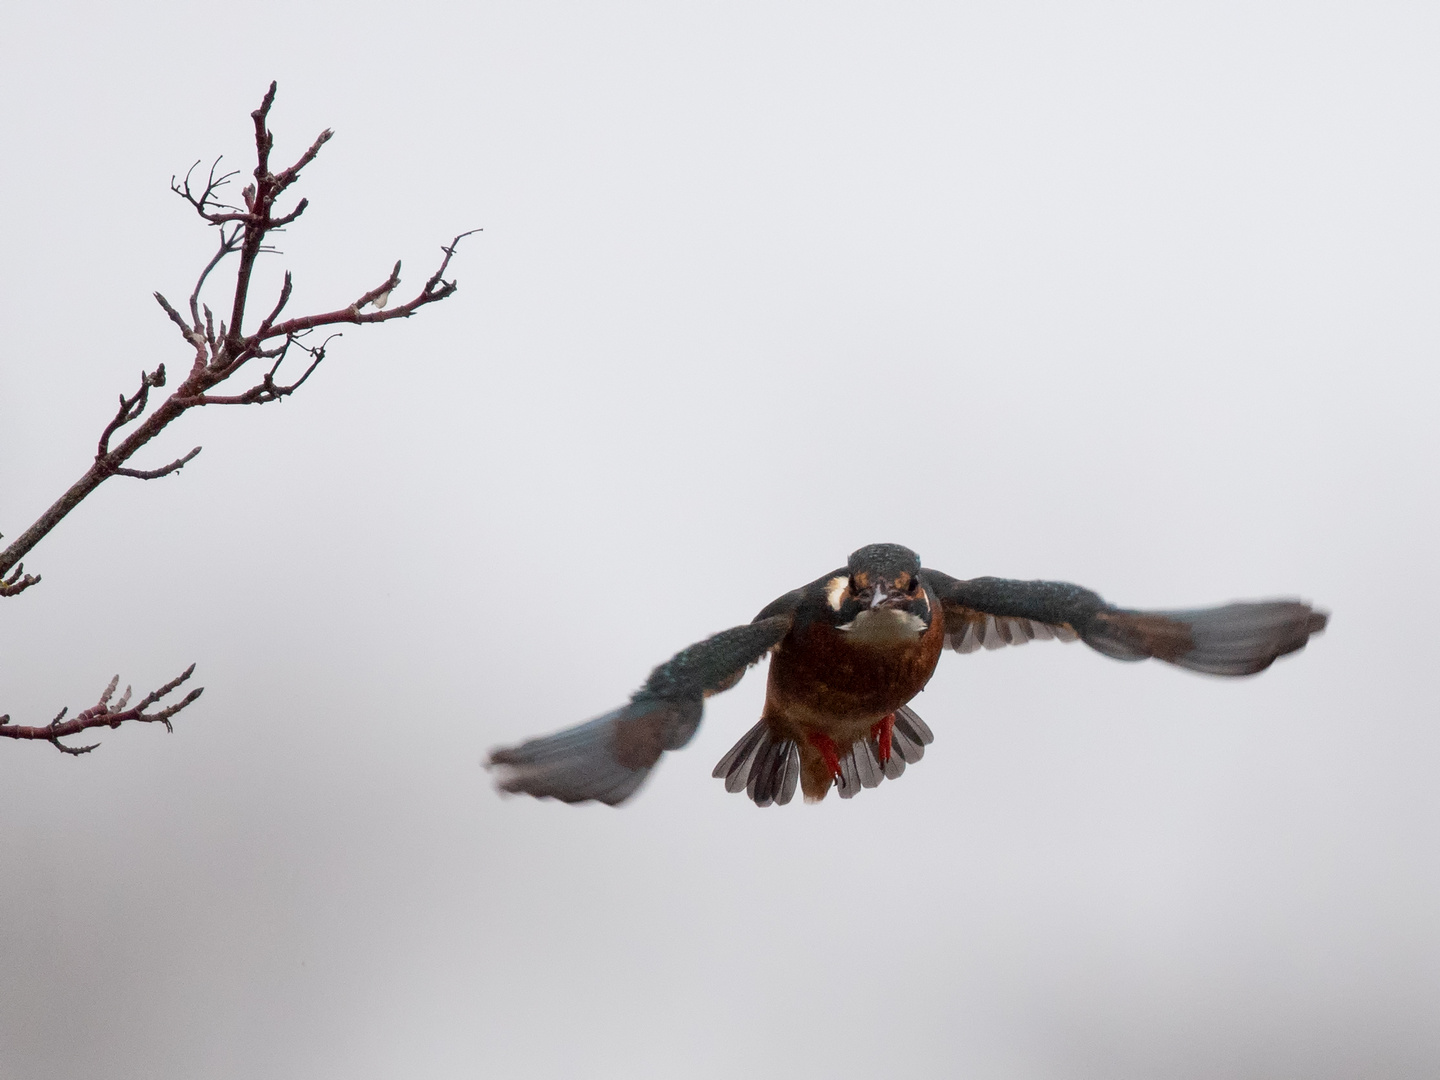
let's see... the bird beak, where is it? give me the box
[869,584,889,609]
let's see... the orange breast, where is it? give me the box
[764,596,946,738]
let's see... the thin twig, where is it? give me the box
[0,561,40,597]
[189,224,244,330]
[0,667,204,754]
[103,446,202,479]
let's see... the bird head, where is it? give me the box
[823,543,932,641]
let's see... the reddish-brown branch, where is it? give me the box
[2,81,472,752]
[226,82,335,347]
[189,224,244,330]
[1,84,472,754]
[255,272,294,339]
[170,158,245,224]
[0,667,203,755]
[155,293,192,337]
[0,562,40,597]
[183,337,329,406]
[269,198,309,229]
[0,82,472,754]
[103,446,202,479]
[0,82,473,587]
[98,364,164,457]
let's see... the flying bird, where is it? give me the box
[488,543,1327,807]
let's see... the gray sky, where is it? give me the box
[2,2,1437,1077]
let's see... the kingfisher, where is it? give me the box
[488,543,1328,807]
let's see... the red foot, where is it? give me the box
[806,731,843,779]
[871,714,895,764]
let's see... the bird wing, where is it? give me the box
[921,570,1327,676]
[487,613,794,805]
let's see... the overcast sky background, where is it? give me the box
[1,2,1437,1078]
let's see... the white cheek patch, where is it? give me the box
[825,576,850,612]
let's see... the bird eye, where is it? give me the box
[907,575,920,592]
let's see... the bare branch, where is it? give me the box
[264,231,481,339]
[0,666,203,754]
[273,133,334,193]
[183,332,336,406]
[225,83,338,343]
[96,364,166,457]
[252,82,278,174]
[103,446,202,480]
[170,158,245,224]
[189,224,244,330]
[0,561,40,598]
[426,229,483,294]
[354,262,402,310]
[255,271,294,339]
[1,85,470,761]
[154,293,192,339]
[0,82,475,758]
[269,197,309,229]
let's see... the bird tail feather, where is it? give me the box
[713,705,935,805]
[711,720,800,807]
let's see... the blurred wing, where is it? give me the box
[922,570,1327,676]
[487,613,793,805]
[922,571,1091,653]
[1083,601,1328,675]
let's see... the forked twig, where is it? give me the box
[1,81,473,750]
[1,81,475,587]
[0,667,203,755]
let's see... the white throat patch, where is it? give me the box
[837,607,928,644]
